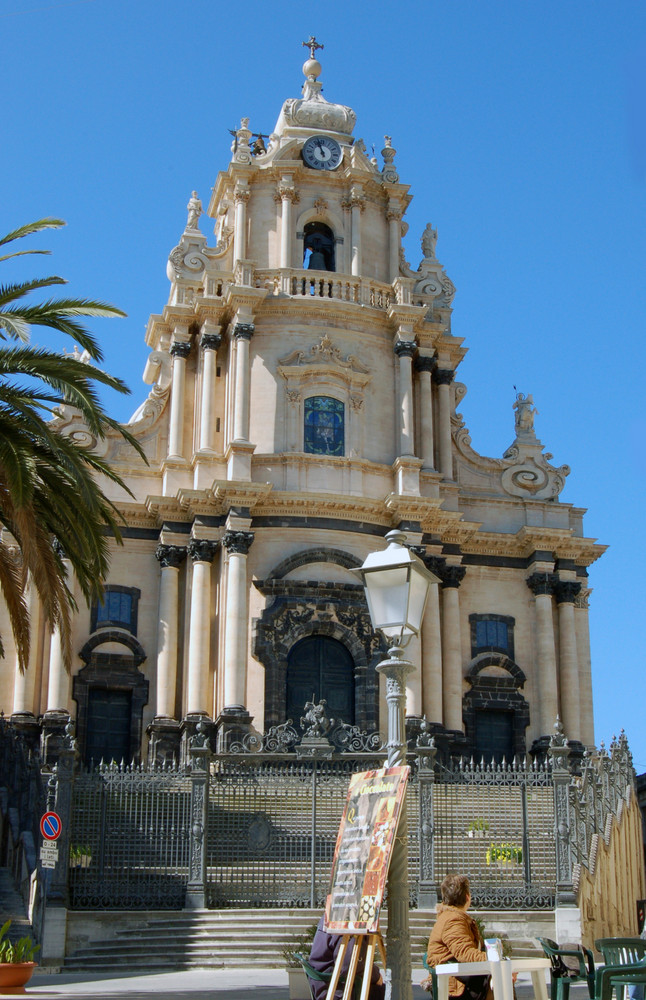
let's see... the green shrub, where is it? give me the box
[0,920,40,964]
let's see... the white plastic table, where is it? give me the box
[434,956,551,1000]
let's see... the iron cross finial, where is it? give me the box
[302,36,324,59]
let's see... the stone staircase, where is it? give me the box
[0,867,34,941]
[63,908,550,972]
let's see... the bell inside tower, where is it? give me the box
[303,221,335,271]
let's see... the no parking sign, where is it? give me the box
[40,811,62,841]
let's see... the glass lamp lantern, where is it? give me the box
[353,530,440,643]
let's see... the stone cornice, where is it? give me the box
[252,490,391,527]
[114,502,159,530]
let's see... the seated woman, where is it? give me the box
[425,873,492,1000]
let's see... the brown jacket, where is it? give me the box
[426,905,488,997]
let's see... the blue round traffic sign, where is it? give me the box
[40,811,62,841]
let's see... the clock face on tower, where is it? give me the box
[302,135,343,170]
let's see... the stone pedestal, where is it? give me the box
[10,712,41,752]
[147,717,182,765]
[214,705,255,752]
[179,714,215,765]
[40,711,71,767]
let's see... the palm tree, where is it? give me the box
[0,217,145,674]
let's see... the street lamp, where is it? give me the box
[353,529,439,1000]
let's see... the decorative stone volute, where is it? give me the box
[502,392,570,500]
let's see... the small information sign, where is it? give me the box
[40,858,56,870]
[39,845,58,861]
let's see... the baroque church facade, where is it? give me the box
[3,44,605,767]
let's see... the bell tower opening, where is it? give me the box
[303,222,335,272]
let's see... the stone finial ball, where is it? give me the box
[303,58,322,80]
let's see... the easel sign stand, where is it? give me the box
[323,766,410,1000]
[325,931,388,1000]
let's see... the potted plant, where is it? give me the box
[0,919,40,989]
[282,922,318,1000]
[485,842,523,868]
[467,818,490,839]
[69,844,92,868]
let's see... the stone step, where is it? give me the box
[63,908,545,972]
[0,867,33,940]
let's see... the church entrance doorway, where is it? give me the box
[85,688,132,766]
[474,709,514,763]
[286,635,355,726]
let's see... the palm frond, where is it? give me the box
[0,218,65,248]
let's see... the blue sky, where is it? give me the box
[2,0,645,768]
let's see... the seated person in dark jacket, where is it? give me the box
[307,915,385,1000]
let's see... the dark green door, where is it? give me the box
[286,636,355,726]
[85,689,132,766]
[474,709,514,763]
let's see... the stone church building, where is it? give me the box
[2,44,604,767]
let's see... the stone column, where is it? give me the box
[186,538,218,717]
[555,580,582,743]
[350,186,364,276]
[198,325,221,453]
[232,322,254,443]
[394,340,416,457]
[575,588,595,746]
[387,205,401,282]
[526,572,559,738]
[440,566,466,732]
[233,184,250,262]
[434,367,454,479]
[154,544,186,718]
[421,578,443,724]
[12,578,40,716]
[278,178,297,269]
[416,356,436,471]
[167,338,191,460]
[222,529,254,709]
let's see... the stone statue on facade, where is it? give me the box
[186,191,203,231]
[513,392,537,435]
[421,223,438,260]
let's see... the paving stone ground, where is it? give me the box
[24,967,589,1000]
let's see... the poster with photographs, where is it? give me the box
[324,765,410,934]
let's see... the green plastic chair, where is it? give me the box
[421,954,440,997]
[594,940,646,1000]
[538,936,596,1000]
[595,941,646,967]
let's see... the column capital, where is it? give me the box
[439,564,465,589]
[155,544,187,569]
[234,185,250,204]
[394,340,417,359]
[554,580,582,605]
[170,340,192,360]
[188,538,219,563]
[526,571,557,597]
[223,530,254,555]
[433,367,454,386]
[200,332,222,352]
[415,355,436,374]
[233,322,255,341]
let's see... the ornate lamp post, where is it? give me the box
[353,530,439,1000]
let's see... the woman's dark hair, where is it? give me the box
[440,873,470,907]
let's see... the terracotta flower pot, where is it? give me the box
[0,961,37,991]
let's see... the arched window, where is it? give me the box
[303,222,335,272]
[286,635,355,726]
[304,396,344,456]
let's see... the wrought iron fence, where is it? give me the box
[418,745,556,909]
[0,710,638,915]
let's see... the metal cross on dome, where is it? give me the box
[302,36,324,59]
